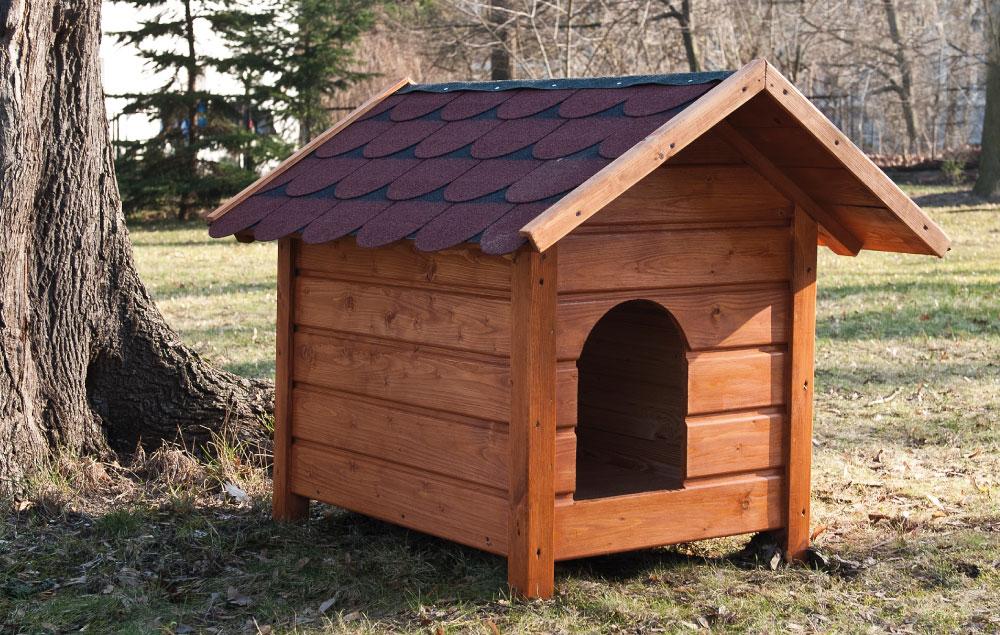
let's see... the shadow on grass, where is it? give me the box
[150,280,274,300]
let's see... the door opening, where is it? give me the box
[574,300,688,500]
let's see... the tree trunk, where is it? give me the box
[883,0,919,155]
[975,0,1000,200]
[0,0,272,494]
[678,0,700,73]
[489,0,515,80]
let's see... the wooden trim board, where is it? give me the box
[712,120,861,256]
[784,207,818,560]
[273,237,309,520]
[507,246,558,599]
[206,77,414,223]
[760,62,949,257]
[519,60,768,252]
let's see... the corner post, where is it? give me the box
[273,237,309,520]
[508,246,558,598]
[785,207,818,559]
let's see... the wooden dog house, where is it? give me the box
[207,60,949,599]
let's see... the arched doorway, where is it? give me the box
[574,300,688,500]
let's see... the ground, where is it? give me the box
[2,184,998,633]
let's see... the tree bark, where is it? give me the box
[883,0,919,155]
[975,0,1000,200]
[0,0,272,494]
[489,0,515,80]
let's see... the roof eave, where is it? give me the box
[519,59,768,252]
[520,59,951,259]
[205,76,415,224]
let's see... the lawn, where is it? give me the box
[2,185,998,633]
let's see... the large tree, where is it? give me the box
[975,0,1000,200]
[0,0,271,493]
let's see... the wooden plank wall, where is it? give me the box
[289,238,563,556]
[553,153,792,558]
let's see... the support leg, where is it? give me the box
[274,237,309,520]
[508,247,558,598]
[785,207,818,560]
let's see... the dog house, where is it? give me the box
[207,60,949,599]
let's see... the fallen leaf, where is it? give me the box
[926,493,946,513]
[318,597,337,613]
[485,619,500,635]
[227,586,252,606]
[810,523,828,540]
[932,510,946,518]
[342,610,361,623]
[293,557,310,570]
[223,483,250,503]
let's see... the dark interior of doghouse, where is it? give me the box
[574,300,688,500]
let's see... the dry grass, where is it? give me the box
[1,183,997,633]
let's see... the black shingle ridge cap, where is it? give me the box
[399,70,734,94]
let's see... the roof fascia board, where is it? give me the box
[205,76,415,224]
[519,59,768,252]
[761,62,950,257]
[713,120,862,256]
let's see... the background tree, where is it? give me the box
[0,0,270,493]
[976,0,1000,199]
[221,0,377,145]
[110,0,279,219]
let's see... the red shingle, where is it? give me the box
[414,119,502,158]
[355,200,452,247]
[253,197,338,241]
[208,195,288,238]
[441,90,516,120]
[444,159,542,202]
[314,120,394,157]
[334,158,422,198]
[386,158,480,200]
[300,199,393,244]
[363,120,445,158]
[470,118,564,159]
[284,157,368,196]
[505,158,610,203]
[389,91,459,121]
[496,89,576,119]
[415,202,514,252]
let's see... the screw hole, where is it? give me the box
[741,86,747,92]
[536,548,541,557]
[803,380,809,390]
[669,143,675,149]
[782,88,788,95]
[575,211,581,216]
[834,140,840,145]
[538,278,544,286]
[923,225,928,230]
[801,509,806,517]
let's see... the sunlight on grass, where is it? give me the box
[130,220,277,379]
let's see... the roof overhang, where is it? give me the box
[520,60,950,258]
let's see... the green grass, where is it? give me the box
[2,186,998,633]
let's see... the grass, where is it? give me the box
[2,185,998,633]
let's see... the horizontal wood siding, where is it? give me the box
[296,238,512,294]
[687,348,787,415]
[557,225,792,294]
[292,385,576,494]
[685,409,784,479]
[295,276,511,356]
[557,284,789,358]
[294,328,510,422]
[580,165,790,228]
[291,441,508,554]
[553,473,785,560]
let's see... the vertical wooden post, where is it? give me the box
[785,207,818,560]
[508,246,558,599]
[273,237,309,520]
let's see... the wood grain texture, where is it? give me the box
[291,441,508,554]
[556,361,579,429]
[520,60,768,251]
[729,126,843,168]
[785,207,818,561]
[553,473,785,560]
[273,237,309,520]
[713,119,861,256]
[507,247,558,599]
[291,385,508,488]
[557,226,792,294]
[207,77,413,223]
[761,62,950,257]
[686,409,784,479]
[291,385,578,495]
[579,165,790,227]
[557,284,789,359]
[293,328,510,422]
[296,238,513,295]
[687,347,787,415]
[667,129,745,164]
[295,276,512,356]
[828,204,935,255]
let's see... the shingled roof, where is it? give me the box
[208,72,728,254]
[209,60,950,258]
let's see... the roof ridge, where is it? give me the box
[400,70,734,94]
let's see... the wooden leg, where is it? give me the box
[508,247,558,598]
[784,207,817,560]
[274,237,309,521]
